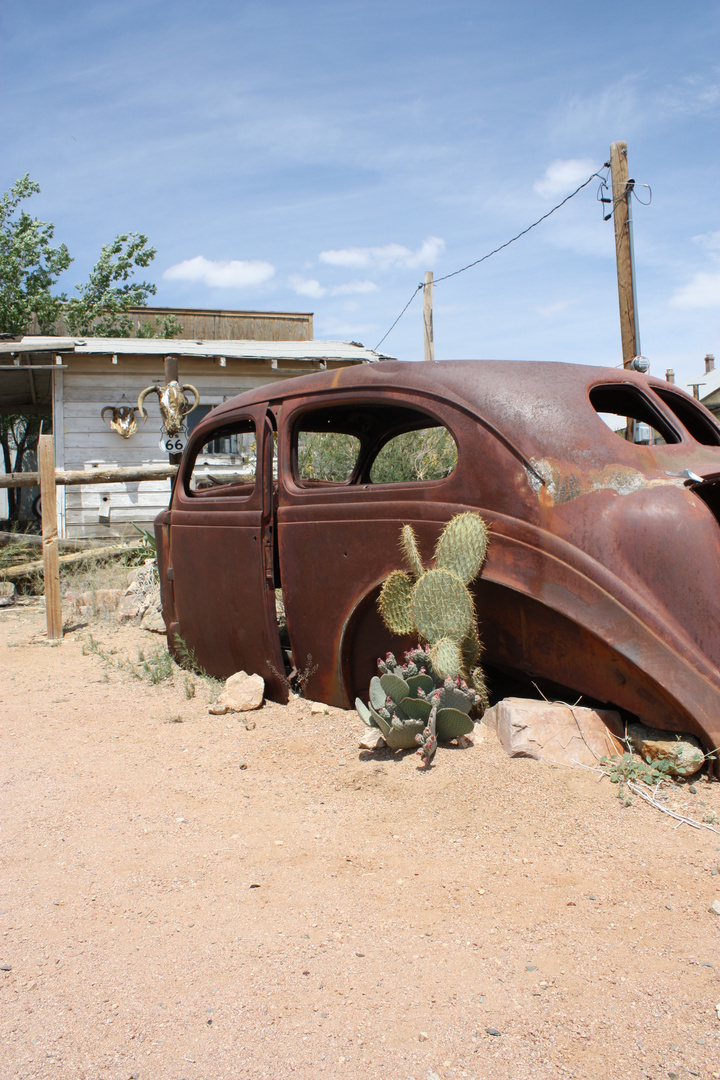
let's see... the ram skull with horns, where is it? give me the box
[101,405,140,439]
[137,380,199,436]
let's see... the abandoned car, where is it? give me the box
[155,359,720,754]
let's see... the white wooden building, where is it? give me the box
[0,337,391,538]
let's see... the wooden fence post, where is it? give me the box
[37,435,63,640]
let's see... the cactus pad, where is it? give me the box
[436,684,475,714]
[399,696,433,722]
[436,707,474,741]
[355,697,377,728]
[410,569,474,644]
[406,673,435,695]
[461,625,483,670]
[471,666,490,714]
[429,637,463,679]
[380,672,410,703]
[434,512,489,584]
[369,676,387,711]
[378,570,415,635]
[400,524,425,580]
[384,719,426,750]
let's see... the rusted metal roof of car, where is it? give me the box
[208,358,717,463]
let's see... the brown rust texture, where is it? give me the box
[158,360,720,755]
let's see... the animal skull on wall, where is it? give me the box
[137,380,199,436]
[101,405,140,439]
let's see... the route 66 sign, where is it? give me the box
[159,430,187,453]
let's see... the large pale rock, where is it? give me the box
[0,581,15,606]
[208,671,265,714]
[140,600,166,633]
[483,697,624,766]
[626,722,705,777]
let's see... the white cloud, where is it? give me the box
[534,158,597,199]
[670,271,720,310]
[693,229,720,252]
[332,279,378,295]
[163,255,275,288]
[319,236,445,271]
[289,275,326,298]
[288,275,379,298]
[535,298,577,318]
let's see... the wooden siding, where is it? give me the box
[31,306,313,342]
[61,369,273,538]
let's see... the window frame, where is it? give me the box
[286,395,460,492]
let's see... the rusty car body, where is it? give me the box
[155,359,720,754]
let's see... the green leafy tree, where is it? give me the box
[65,233,171,337]
[0,414,50,522]
[0,175,72,335]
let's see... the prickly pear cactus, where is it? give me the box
[356,646,481,758]
[376,512,489,697]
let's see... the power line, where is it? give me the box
[374,164,609,351]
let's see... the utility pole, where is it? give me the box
[164,355,182,466]
[609,141,641,368]
[423,271,434,362]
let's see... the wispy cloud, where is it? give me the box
[535,298,578,318]
[163,255,275,289]
[319,236,445,271]
[534,158,597,199]
[289,275,379,298]
[670,271,720,310]
[670,230,720,308]
[658,74,720,117]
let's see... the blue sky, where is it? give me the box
[2,0,719,380]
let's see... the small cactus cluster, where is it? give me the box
[377,512,489,702]
[355,646,482,762]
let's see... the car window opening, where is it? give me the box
[186,419,257,497]
[294,403,457,487]
[650,387,720,447]
[589,384,680,446]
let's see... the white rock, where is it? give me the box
[208,671,265,714]
[483,697,624,767]
[359,729,385,750]
[310,701,328,715]
[709,899,720,916]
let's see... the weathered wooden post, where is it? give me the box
[37,434,63,640]
[423,271,434,362]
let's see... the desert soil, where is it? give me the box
[1,598,720,1080]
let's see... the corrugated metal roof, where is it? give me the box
[0,337,392,363]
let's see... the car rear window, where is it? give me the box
[589,384,680,446]
[650,387,720,446]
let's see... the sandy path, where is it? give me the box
[1,600,720,1080]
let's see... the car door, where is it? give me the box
[165,403,287,701]
[275,391,467,708]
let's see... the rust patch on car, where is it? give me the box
[526,458,685,506]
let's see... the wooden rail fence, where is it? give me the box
[2,437,177,640]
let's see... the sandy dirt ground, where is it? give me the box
[1,598,720,1080]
